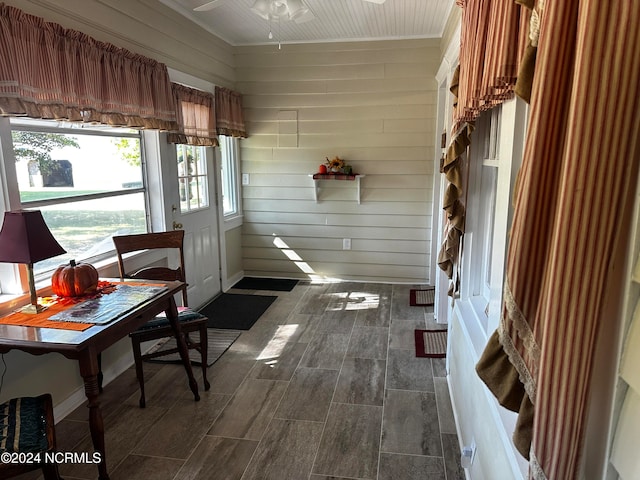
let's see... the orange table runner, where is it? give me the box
[0,299,93,331]
[0,281,120,331]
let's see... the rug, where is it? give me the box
[147,329,242,366]
[233,277,299,292]
[415,329,448,358]
[199,293,277,330]
[410,287,435,306]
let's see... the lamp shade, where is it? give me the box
[0,210,66,265]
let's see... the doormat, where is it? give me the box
[233,277,299,292]
[415,329,447,358]
[147,329,242,366]
[410,287,435,306]
[199,293,277,330]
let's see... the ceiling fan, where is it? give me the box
[194,0,386,14]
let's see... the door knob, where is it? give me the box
[172,221,183,230]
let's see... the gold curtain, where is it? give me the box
[476,1,640,478]
[168,83,218,146]
[437,67,468,292]
[214,86,247,138]
[0,3,177,130]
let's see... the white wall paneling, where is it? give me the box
[237,39,439,284]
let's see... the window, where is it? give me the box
[9,118,148,275]
[176,144,209,212]
[219,135,241,218]
[462,107,501,331]
[457,98,527,336]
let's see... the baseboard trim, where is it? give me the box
[223,270,244,292]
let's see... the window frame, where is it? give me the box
[218,135,243,229]
[458,98,528,337]
[2,117,153,290]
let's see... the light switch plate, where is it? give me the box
[242,173,250,185]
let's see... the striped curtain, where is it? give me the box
[168,83,218,146]
[476,1,640,479]
[0,3,177,130]
[214,86,247,138]
[452,0,529,132]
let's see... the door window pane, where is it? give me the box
[177,144,208,212]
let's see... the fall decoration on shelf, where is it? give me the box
[51,259,99,297]
[325,156,353,174]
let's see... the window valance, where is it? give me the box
[215,87,247,138]
[168,83,218,146]
[0,3,178,131]
[453,0,530,132]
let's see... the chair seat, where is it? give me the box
[135,308,206,331]
[0,396,50,454]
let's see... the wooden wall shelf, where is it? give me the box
[309,174,365,204]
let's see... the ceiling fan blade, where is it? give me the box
[363,0,386,4]
[193,0,225,12]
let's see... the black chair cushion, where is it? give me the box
[0,397,49,453]
[136,308,206,331]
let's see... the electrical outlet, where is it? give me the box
[343,238,351,250]
[461,438,477,469]
[242,173,250,185]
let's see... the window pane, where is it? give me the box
[220,136,238,216]
[13,127,142,204]
[176,144,208,212]
[34,193,147,273]
[480,165,497,288]
[9,118,148,274]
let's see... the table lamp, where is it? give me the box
[0,210,66,314]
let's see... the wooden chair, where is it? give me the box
[0,393,62,479]
[112,230,210,408]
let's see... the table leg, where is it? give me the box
[79,351,110,480]
[165,297,200,401]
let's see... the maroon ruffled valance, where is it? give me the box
[168,83,218,146]
[0,3,178,130]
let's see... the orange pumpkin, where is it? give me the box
[51,260,99,297]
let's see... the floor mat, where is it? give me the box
[410,287,435,306]
[415,329,447,358]
[233,277,299,292]
[147,328,242,366]
[199,293,277,330]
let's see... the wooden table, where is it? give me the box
[0,279,199,480]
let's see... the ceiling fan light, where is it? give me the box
[250,0,272,20]
[286,0,309,20]
[270,0,288,17]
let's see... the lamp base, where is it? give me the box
[18,303,46,315]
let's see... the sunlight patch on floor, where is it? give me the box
[326,291,380,311]
[256,323,299,362]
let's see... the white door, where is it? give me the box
[170,144,221,309]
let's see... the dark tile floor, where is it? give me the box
[17,281,465,480]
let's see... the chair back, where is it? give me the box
[112,230,189,306]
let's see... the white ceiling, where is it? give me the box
[160,0,455,46]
